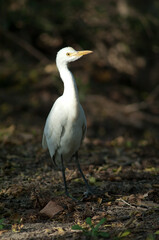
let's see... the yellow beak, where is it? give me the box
[70,50,93,57]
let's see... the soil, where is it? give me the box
[0,85,159,240]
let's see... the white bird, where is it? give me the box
[42,47,93,199]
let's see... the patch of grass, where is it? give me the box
[72,217,133,239]
[146,231,159,240]
[0,218,5,230]
[72,217,109,239]
[116,230,131,239]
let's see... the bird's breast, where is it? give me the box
[58,105,85,158]
[64,97,80,121]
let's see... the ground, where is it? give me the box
[0,85,159,240]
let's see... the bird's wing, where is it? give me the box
[81,123,86,144]
[42,97,67,158]
[80,104,87,144]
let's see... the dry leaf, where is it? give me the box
[97,198,103,204]
[57,227,64,234]
[40,200,64,218]
[0,230,8,235]
[0,125,15,143]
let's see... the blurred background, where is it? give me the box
[1,0,159,144]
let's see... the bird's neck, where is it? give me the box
[59,65,79,103]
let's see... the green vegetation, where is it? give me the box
[72,217,109,239]
[0,218,5,230]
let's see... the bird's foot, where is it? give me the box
[83,186,95,198]
[65,191,79,202]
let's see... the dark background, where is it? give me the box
[1,0,159,134]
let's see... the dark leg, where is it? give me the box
[52,156,58,168]
[75,152,94,196]
[61,155,68,195]
[61,155,77,201]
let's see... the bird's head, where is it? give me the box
[56,47,92,69]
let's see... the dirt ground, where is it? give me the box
[1,85,159,240]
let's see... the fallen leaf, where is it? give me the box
[19,132,33,141]
[0,125,15,143]
[40,200,64,218]
[57,227,64,234]
[0,230,8,235]
[12,223,24,232]
[118,230,131,238]
[89,176,96,184]
[97,198,103,204]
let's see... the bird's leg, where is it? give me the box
[61,155,77,201]
[52,155,58,168]
[75,152,94,197]
[61,155,68,195]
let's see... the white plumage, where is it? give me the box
[42,47,93,199]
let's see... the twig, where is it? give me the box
[2,30,50,63]
[123,101,148,113]
[31,186,43,208]
[117,198,149,211]
[86,95,159,128]
[118,198,136,209]
[147,84,159,102]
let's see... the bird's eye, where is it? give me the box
[66,52,70,56]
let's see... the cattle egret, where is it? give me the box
[42,47,93,199]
